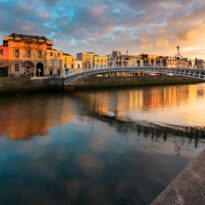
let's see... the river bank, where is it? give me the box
[66,75,204,91]
[0,77,64,94]
[0,75,203,94]
[151,147,205,205]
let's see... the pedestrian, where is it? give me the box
[189,60,192,69]
[194,58,198,69]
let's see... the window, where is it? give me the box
[58,60,62,67]
[0,49,3,56]
[78,64,80,69]
[15,64,19,72]
[64,63,67,69]
[0,60,3,65]
[27,49,31,58]
[15,49,19,58]
[38,51,42,59]
[71,64,74,68]
[58,53,60,57]
[64,57,67,62]
[49,60,54,66]
[50,52,53,57]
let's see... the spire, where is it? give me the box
[175,46,183,59]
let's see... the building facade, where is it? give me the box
[77,52,108,69]
[93,55,108,69]
[0,46,9,76]
[63,53,75,75]
[3,33,54,76]
[75,59,83,70]
[46,49,63,76]
[76,52,93,69]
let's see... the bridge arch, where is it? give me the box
[63,67,205,85]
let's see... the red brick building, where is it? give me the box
[0,46,9,76]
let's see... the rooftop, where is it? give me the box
[9,33,48,41]
[63,53,71,56]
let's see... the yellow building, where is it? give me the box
[93,55,108,69]
[46,49,63,76]
[121,55,142,66]
[4,33,54,76]
[76,52,94,69]
[62,53,75,75]
[140,54,159,66]
[76,52,108,69]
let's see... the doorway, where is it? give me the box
[36,63,44,77]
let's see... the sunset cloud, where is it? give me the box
[0,0,204,58]
[140,38,152,50]
[156,39,170,49]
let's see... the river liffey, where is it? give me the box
[1,83,205,205]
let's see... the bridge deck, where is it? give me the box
[63,66,205,85]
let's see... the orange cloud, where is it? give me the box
[140,38,152,50]
[179,29,198,42]
[156,39,170,48]
[178,26,205,43]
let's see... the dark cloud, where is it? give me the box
[0,0,205,58]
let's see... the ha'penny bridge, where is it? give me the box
[63,66,205,85]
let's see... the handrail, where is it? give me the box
[63,66,205,85]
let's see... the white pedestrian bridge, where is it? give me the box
[63,66,205,85]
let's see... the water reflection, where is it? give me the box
[75,86,189,116]
[0,84,205,141]
[87,113,204,149]
[0,84,205,205]
[75,83,205,126]
[0,95,75,140]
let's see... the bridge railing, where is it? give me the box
[63,65,205,84]
[67,65,194,74]
[62,64,205,79]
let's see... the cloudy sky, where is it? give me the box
[0,0,205,58]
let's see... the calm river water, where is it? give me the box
[1,83,205,205]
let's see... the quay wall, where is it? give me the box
[151,148,205,205]
[65,75,203,90]
[0,75,203,94]
[0,77,64,94]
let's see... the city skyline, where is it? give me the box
[0,0,205,58]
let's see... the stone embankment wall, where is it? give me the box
[65,75,203,90]
[151,148,205,205]
[0,77,64,93]
[0,75,203,94]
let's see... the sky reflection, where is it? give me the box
[0,84,205,204]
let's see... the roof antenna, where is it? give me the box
[175,46,183,59]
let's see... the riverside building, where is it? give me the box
[46,49,63,76]
[3,33,54,76]
[0,46,8,76]
[63,53,75,76]
[2,33,69,77]
[76,52,108,69]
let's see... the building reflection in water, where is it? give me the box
[76,84,205,125]
[0,85,205,205]
[0,84,205,141]
[0,96,76,140]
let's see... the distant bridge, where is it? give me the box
[63,66,205,85]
